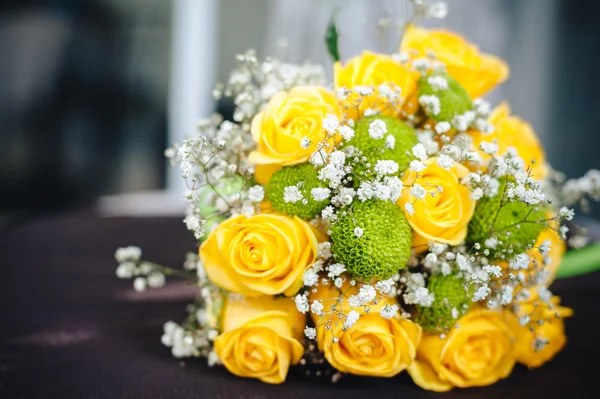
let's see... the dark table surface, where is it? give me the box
[1,211,600,399]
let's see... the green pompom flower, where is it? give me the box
[266,163,330,220]
[414,274,472,333]
[343,115,418,178]
[419,72,472,123]
[330,200,412,279]
[467,179,545,254]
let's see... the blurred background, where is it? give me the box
[1,0,598,223]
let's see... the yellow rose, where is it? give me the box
[309,282,421,377]
[214,295,305,384]
[470,102,547,179]
[400,25,509,98]
[506,294,572,369]
[399,158,475,249]
[199,213,318,296]
[408,309,515,392]
[334,51,418,119]
[248,86,341,181]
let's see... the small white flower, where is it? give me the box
[339,125,355,141]
[407,287,435,307]
[539,240,551,256]
[385,134,396,149]
[321,205,336,220]
[329,150,346,167]
[336,87,349,99]
[412,143,428,161]
[380,304,399,320]
[500,286,514,305]
[116,262,135,279]
[354,85,374,96]
[283,186,303,203]
[302,268,319,287]
[410,184,427,200]
[427,75,448,90]
[295,293,309,313]
[375,279,395,296]
[310,148,328,166]
[559,206,575,221]
[248,185,265,202]
[322,114,340,134]
[412,57,431,72]
[404,202,415,215]
[424,253,438,268]
[327,263,346,278]
[378,83,394,98]
[374,160,399,176]
[354,227,364,238]
[364,108,377,116]
[310,300,324,316]
[484,237,498,249]
[559,225,569,239]
[318,242,333,260]
[410,160,426,172]
[479,141,498,155]
[470,187,484,200]
[473,284,491,302]
[482,265,503,278]
[509,253,530,270]
[451,308,460,319]
[344,310,360,329]
[436,154,455,170]
[115,246,142,262]
[538,286,552,302]
[147,272,166,288]
[435,121,451,134]
[348,295,362,308]
[311,187,331,202]
[519,315,531,326]
[368,119,387,139]
[300,136,311,149]
[304,326,317,340]
[473,98,491,116]
[419,95,441,116]
[133,277,147,292]
[358,285,376,304]
[455,253,470,271]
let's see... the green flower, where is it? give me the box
[266,163,329,220]
[467,178,545,255]
[419,72,472,123]
[342,115,417,179]
[330,200,412,279]
[414,274,471,333]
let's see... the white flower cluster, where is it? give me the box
[114,247,167,292]
[161,321,218,365]
[336,83,406,118]
[216,49,325,124]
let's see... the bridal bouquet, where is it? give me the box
[115,1,600,392]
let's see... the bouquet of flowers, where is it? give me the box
[115,1,600,391]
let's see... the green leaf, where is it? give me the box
[325,11,340,62]
[555,243,600,279]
